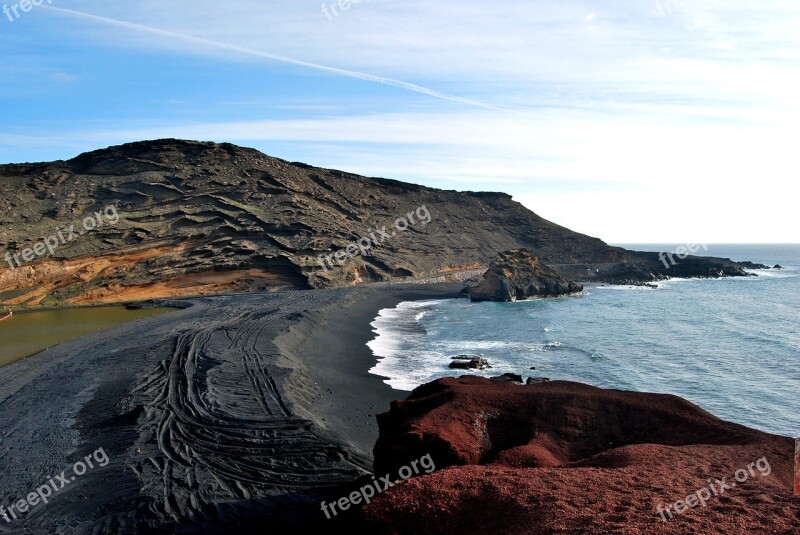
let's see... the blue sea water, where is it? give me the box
[368,244,800,437]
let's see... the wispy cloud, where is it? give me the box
[42,5,494,109]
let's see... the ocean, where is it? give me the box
[368,244,800,437]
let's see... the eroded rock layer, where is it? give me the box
[0,139,761,305]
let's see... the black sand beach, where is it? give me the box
[0,280,468,533]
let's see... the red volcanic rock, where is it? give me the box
[365,377,799,534]
[795,438,800,495]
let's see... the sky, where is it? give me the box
[1,0,798,243]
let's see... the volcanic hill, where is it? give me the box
[0,139,759,306]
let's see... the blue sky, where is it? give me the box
[1,0,798,242]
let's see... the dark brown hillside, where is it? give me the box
[0,139,760,306]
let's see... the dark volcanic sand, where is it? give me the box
[0,282,464,533]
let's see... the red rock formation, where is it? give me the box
[795,438,800,495]
[364,377,799,534]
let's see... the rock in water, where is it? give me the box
[449,355,490,369]
[464,249,583,302]
[490,373,524,383]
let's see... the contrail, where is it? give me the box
[42,6,495,109]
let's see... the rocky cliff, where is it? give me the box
[0,139,762,306]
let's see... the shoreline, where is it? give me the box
[0,282,468,531]
[0,305,178,369]
[1,275,795,531]
[279,282,466,459]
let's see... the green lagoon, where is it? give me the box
[0,307,174,367]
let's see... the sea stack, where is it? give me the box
[463,249,583,302]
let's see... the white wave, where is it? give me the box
[746,268,799,279]
[591,285,658,291]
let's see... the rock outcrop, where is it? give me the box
[365,376,798,534]
[448,355,491,369]
[463,249,583,301]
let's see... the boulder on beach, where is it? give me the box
[462,249,583,302]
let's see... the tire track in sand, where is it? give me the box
[128,293,365,523]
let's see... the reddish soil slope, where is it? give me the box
[363,377,799,534]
